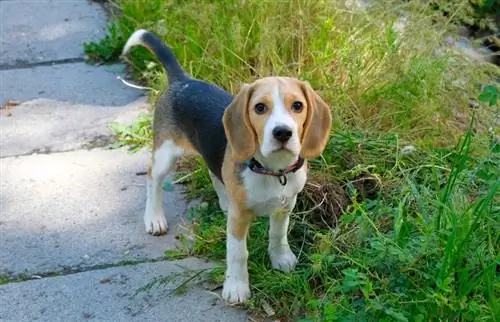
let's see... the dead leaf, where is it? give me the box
[261,299,276,317]
[1,99,22,109]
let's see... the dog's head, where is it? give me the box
[223,77,332,167]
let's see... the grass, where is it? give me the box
[86,0,499,320]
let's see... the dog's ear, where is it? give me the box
[300,81,332,159]
[223,83,257,162]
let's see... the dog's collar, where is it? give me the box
[244,157,305,186]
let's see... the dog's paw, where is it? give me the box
[270,248,297,273]
[144,212,168,236]
[222,279,251,303]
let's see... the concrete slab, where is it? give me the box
[0,148,196,277]
[0,63,143,106]
[0,0,107,66]
[0,258,247,322]
[1,98,149,158]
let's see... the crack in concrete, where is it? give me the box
[0,256,194,286]
[0,135,117,159]
[0,57,86,71]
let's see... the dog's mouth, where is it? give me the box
[271,144,298,156]
[278,142,297,152]
[261,140,299,160]
[274,145,290,152]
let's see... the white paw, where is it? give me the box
[144,211,168,236]
[222,279,251,303]
[270,248,297,273]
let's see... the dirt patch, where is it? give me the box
[299,177,348,228]
[298,174,381,229]
[350,174,381,200]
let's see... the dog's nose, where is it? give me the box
[272,126,293,143]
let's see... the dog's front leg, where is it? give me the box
[209,171,229,213]
[222,207,253,303]
[268,196,298,273]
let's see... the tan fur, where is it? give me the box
[221,149,254,239]
[148,131,198,180]
[247,90,272,147]
[153,131,197,154]
[299,82,332,158]
[222,84,257,162]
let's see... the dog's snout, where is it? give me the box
[272,126,293,143]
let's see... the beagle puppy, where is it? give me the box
[123,29,332,303]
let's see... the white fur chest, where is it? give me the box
[242,167,307,215]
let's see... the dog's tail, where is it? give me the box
[122,29,187,83]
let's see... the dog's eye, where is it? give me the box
[292,101,303,112]
[254,103,268,115]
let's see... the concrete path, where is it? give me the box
[0,1,246,321]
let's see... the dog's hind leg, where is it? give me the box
[209,171,229,213]
[144,138,184,235]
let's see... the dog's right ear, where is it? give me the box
[223,83,257,162]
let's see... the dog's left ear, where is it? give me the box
[300,81,332,159]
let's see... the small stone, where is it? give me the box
[469,100,480,109]
[401,145,417,155]
[345,0,371,10]
[393,15,408,35]
[82,312,94,319]
[99,278,111,284]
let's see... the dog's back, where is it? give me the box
[157,79,233,181]
[123,29,233,181]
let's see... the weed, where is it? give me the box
[478,84,499,107]
[84,22,126,62]
[0,273,35,285]
[164,249,188,260]
[89,0,500,320]
[0,275,10,285]
[108,112,153,152]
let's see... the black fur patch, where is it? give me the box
[170,79,234,183]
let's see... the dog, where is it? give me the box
[122,29,332,303]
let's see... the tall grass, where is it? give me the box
[86,0,499,320]
[86,0,497,146]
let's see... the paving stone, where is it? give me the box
[0,258,247,322]
[0,63,144,106]
[0,148,195,277]
[0,97,149,158]
[0,0,107,66]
